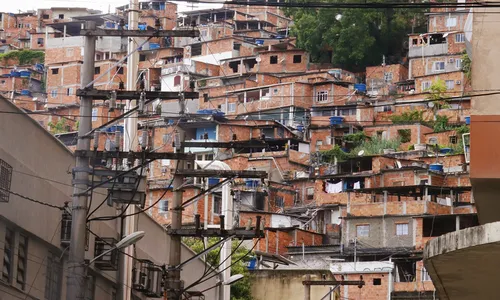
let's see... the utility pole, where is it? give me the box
[66,20,96,300]
[119,0,140,299]
[166,96,186,300]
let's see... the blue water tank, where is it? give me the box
[429,163,444,172]
[20,71,30,78]
[10,71,20,77]
[20,89,31,96]
[297,125,304,132]
[245,179,260,188]
[106,125,124,133]
[329,116,344,125]
[149,43,160,50]
[465,116,470,125]
[208,178,219,187]
[440,148,453,154]
[138,24,147,31]
[255,39,264,45]
[247,257,257,270]
[354,83,367,92]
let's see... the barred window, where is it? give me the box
[16,234,28,290]
[0,159,12,202]
[2,228,13,283]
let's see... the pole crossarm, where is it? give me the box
[182,141,268,148]
[76,89,199,100]
[174,169,267,178]
[302,280,365,286]
[74,150,194,161]
[80,28,200,37]
[167,228,264,239]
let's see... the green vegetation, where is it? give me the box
[397,129,411,143]
[342,132,368,147]
[0,50,45,65]
[389,110,425,124]
[285,1,426,71]
[183,238,253,300]
[322,136,402,162]
[433,115,451,133]
[426,79,450,111]
[462,51,472,81]
[48,118,74,134]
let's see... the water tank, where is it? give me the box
[429,163,444,172]
[465,116,470,125]
[20,71,31,78]
[354,83,367,92]
[329,116,344,125]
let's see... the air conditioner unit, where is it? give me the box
[456,80,462,85]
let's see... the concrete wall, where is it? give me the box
[0,97,217,299]
[250,269,335,300]
[343,216,416,249]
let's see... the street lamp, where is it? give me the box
[89,231,145,264]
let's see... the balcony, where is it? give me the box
[424,222,500,300]
[409,43,448,58]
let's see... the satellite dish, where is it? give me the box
[396,160,402,169]
[428,102,435,108]
[358,150,365,157]
[443,32,449,38]
[335,14,343,21]
[255,56,262,62]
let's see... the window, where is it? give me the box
[233,43,241,50]
[449,136,458,144]
[274,196,284,208]
[293,55,302,63]
[92,108,98,122]
[446,17,457,27]
[58,14,64,19]
[51,68,59,75]
[116,67,124,75]
[396,223,409,236]
[455,33,465,43]
[356,224,370,237]
[306,187,314,200]
[37,38,44,45]
[397,129,411,143]
[66,48,74,57]
[191,44,202,56]
[228,103,236,112]
[316,91,328,102]
[384,72,393,82]
[213,195,222,215]
[67,88,73,96]
[0,159,12,202]
[51,90,57,98]
[45,253,62,300]
[456,59,463,69]
[2,228,13,282]
[173,75,181,87]
[445,80,455,90]
[42,14,49,19]
[373,278,382,285]
[94,67,100,75]
[16,234,27,290]
[422,81,431,91]
[434,61,445,71]
[421,267,431,281]
[159,200,169,215]
[139,54,146,61]
[270,55,278,64]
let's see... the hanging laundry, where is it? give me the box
[353,181,361,190]
[325,181,343,193]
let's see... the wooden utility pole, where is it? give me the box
[66,20,96,300]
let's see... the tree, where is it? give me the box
[285,0,426,71]
[183,237,254,300]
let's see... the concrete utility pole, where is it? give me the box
[166,96,186,300]
[119,0,140,299]
[66,20,96,300]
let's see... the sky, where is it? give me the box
[0,0,222,14]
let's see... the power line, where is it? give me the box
[0,187,66,210]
